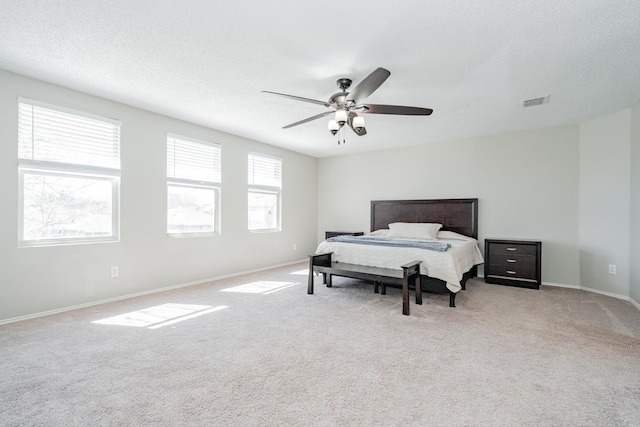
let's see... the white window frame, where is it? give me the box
[167,133,221,237]
[17,98,121,247]
[248,152,282,232]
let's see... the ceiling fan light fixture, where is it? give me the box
[335,109,348,126]
[352,116,365,131]
[328,119,339,135]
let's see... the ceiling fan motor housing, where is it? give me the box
[329,92,353,108]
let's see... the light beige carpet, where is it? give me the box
[1,262,640,426]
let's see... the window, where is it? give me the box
[248,152,282,231]
[167,134,221,236]
[18,98,121,246]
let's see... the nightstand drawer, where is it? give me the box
[488,243,537,256]
[489,253,536,269]
[486,263,537,280]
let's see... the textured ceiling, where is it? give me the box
[1,0,639,158]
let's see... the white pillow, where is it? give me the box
[368,229,389,237]
[387,222,442,240]
[436,230,475,241]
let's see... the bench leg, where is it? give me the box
[309,253,335,294]
[308,276,314,294]
[449,292,456,307]
[402,277,410,316]
[307,258,315,294]
[374,281,379,293]
[326,274,332,287]
[415,275,422,305]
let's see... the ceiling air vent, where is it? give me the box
[523,95,549,107]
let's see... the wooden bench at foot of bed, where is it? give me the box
[308,252,422,316]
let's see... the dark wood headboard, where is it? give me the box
[371,198,478,239]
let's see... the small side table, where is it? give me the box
[484,238,542,289]
[325,231,364,239]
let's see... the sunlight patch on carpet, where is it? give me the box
[289,269,309,275]
[221,280,299,294]
[92,303,228,328]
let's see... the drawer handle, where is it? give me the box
[506,270,517,275]
[506,247,517,251]
[507,259,516,263]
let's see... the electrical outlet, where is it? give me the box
[608,264,616,275]
[110,266,119,278]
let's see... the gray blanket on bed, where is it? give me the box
[327,235,451,252]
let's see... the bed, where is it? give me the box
[310,198,484,308]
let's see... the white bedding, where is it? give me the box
[315,230,484,293]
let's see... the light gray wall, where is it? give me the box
[579,110,631,297]
[318,125,581,287]
[631,100,640,304]
[0,70,318,322]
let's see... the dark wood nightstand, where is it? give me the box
[325,231,364,239]
[484,239,541,289]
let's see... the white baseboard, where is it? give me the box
[479,275,640,312]
[0,259,308,326]
[542,281,640,311]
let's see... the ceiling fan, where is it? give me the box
[262,67,433,140]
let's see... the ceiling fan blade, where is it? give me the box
[346,68,391,104]
[282,111,334,129]
[262,91,331,108]
[360,104,433,116]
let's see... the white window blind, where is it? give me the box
[167,134,221,183]
[18,98,121,171]
[248,153,282,189]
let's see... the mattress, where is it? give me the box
[315,231,484,293]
